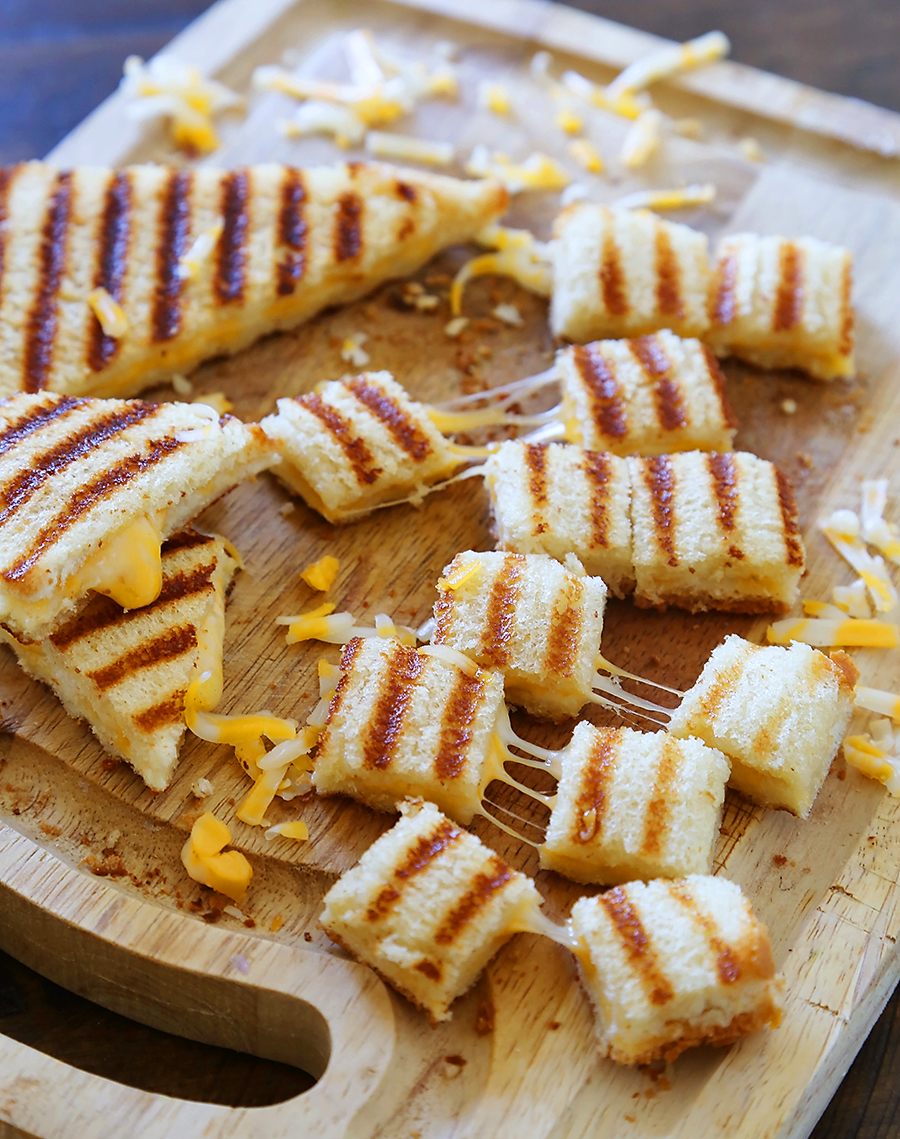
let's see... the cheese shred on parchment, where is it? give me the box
[450,223,554,316]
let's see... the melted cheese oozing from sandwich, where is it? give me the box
[69,513,164,610]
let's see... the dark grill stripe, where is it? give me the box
[600,232,628,316]
[434,669,486,780]
[344,375,432,461]
[300,393,380,485]
[276,168,307,296]
[599,887,674,1005]
[707,453,739,534]
[432,592,455,644]
[0,166,17,305]
[335,193,363,261]
[543,578,584,679]
[3,435,181,584]
[434,858,514,945]
[132,693,186,732]
[87,624,197,691]
[582,450,613,550]
[524,443,548,537]
[572,345,627,440]
[772,241,804,332]
[668,881,741,984]
[215,170,250,305]
[654,227,684,318]
[0,395,85,461]
[362,642,425,770]
[24,171,73,392]
[641,456,678,567]
[838,259,854,358]
[570,727,619,845]
[318,637,366,742]
[0,402,158,528]
[366,818,462,921]
[710,253,738,326]
[774,467,804,568]
[701,345,738,429]
[88,171,133,372]
[152,170,192,342]
[691,643,756,724]
[630,336,687,432]
[479,555,524,667]
[640,737,682,857]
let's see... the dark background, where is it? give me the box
[2,1,900,1134]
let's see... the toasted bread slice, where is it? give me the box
[261,370,462,522]
[558,330,737,455]
[551,204,710,343]
[319,799,542,1023]
[707,232,854,380]
[0,391,274,639]
[0,161,508,399]
[1,530,238,791]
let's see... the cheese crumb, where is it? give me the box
[191,777,214,799]
[87,288,129,338]
[478,81,512,115]
[492,302,524,327]
[781,398,798,414]
[466,146,571,193]
[739,136,766,163]
[171,373,193,395]
[567,139,604,174]
[341,333,370,367]
[444,316,469,338]
[301,555,340,592]
[365,131,454,166]
[181,813,253,903]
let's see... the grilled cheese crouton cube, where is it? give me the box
[314,636,506,823]
[261,371,461,522]
[0,161,507,399]
[707,233,854,380]
[551,204,710,344]
[570,875,783,1065]
[541,723,729,884]
[432,550,607,720]
[628,451,805,613]
[319,799,542,1023]
[1,531,237,791]
[0,392,274,640]
[558,330,736,456]
[669,635,858,816]
[484,441,634,597]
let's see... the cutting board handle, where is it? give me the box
[0,823,396,1139]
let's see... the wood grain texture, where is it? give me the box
[4,1,900,1137]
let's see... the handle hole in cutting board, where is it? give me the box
[0,948,317,1106]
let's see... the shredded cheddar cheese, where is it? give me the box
[437,559,482,591]
[301,555,340,592]
[365,131,454,165]
[612,183,716,212]
[450,224,553,316]
[178,222,224,280]
[844,728,900,796]
[567,139,604,174]
[181,813,253,902]
[87,288,129,338]
[465,146,571,194]
[821,506,899,613]
[766,617,900,648]
[605,31,730,107]
[478,81,512,115]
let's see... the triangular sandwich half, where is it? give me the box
[0,391,275,640]
[1,530,238,791]
[0,161,508,399]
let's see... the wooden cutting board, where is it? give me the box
[4,1,900,1136]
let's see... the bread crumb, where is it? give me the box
[780,398,797,414]
[191,777,214,798]
[739,136,766,163]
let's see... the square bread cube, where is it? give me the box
[432,550,607,719]
[319,799,543,1023]
[628,451,805,613]
[260,370,461,522]
[541,723,730,885]
[669,634,858,816]
[484,441,634,597]
[707,232,854,380]
[313,636,506,824]
[558,330,737,456]
[570,875,783,1065]
[550,204,711,344]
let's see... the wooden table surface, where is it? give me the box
[2,1,900,1135]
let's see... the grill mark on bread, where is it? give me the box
[640,737,681,857]
[395,181,417,202]
[0,395,85,460]
[434,669,486,780]
[24,172,73,391]
[710,252,738,326]
[89,171,132,371]
[301,393,381,485]
[774,467,804,567]
[86,624,197,691]
[363,643,425,770]
[344,375,432,461]
[600,887,674,1005]
[654,228,684,317]
[668,881,742,984]
[277,168,307,296]
[480,555,524,666]
[571,728,619,844]
[543,578,584,679]
[161,529,217,554]
[434,857,514,945]
[838,258,854,357]
[572,345,627,440]
[0,401,157,526]
[319,638,365,736]
[132,693,187,731]
[3,434,181,584]
[152,170,192,341]
[0,167,15,301]
[433,592,455,644]
[600,232,628,316]
[707,453,740,537]
[414,960,442,982]
[772,242,804,331]
[631,336,687,432]
[215,170,250,304]
[524,443,548,535]
[335,193,363,261]
[642,456,678,567]
[582,451,613,550]
[366,817,463,920]
[695,645,756,723]
[829,649,859,693]
[702,344,738,428]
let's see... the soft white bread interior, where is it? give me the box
[319,799,543,1023]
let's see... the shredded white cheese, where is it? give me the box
[844,725,900,796]
[450,224,554,316]
[365,131,454,165]
[87,288,129,339]
[612,183,716,212]
[492,302,524,327]
[605,31,730,107]
[620,108,664,168]
[465,146,571,194]
[177,222,224,280]
[341,333,370,367]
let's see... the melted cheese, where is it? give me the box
[69,513,164,610]
[181,812,253,902]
